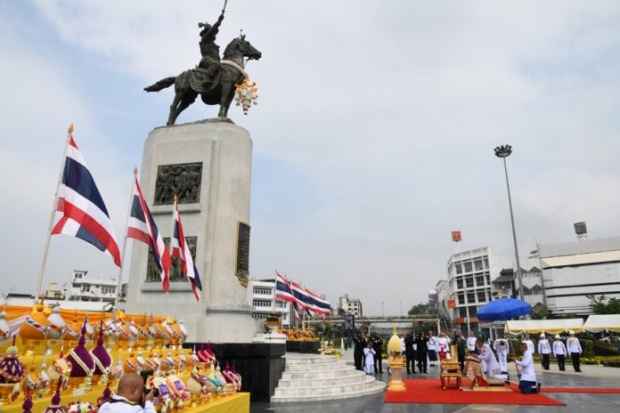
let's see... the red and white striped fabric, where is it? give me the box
[51,135,121,267]
[170,200,202,301]
[127,176,170,292]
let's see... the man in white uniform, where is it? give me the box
[566,330,582,372]
[552,334,567,371]
[467,331,478,354]
[538,333,552,370]
[515,342,540,394]
[522,333,535,355]
[427,331,438,366]
[493,337,510,373]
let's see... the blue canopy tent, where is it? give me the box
[476,297,531,322]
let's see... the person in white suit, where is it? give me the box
[493,337,510,373]
[538,333,552,370]
[476,338,501,380]
[566,330,582,372]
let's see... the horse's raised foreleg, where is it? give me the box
[218,82,234,118]
[167,93,182,126]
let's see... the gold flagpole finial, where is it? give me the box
[68,123,74,134]
[173,194,178,202]
[133,167,138,176]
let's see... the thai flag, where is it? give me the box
[127,176,170,292]
[305,288,331,320]
[275,271,296,303]
[293,302,301,324]
[170,200,202,301]
[290,281,314,314]
[51,135,122,267]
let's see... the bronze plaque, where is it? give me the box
[153,162,202,205]
[235,222,250,287]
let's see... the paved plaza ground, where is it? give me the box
[251,347,620,413]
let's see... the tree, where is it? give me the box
[408,303,430,316]
[530,304,549,320]
[587,294,620,314]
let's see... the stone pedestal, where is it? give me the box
[184,342,286,402]
[252,332,287,344]
[285,340,321,353]
[125,120,259,343]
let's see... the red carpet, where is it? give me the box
[384,379,565,406]
[505,382,620,394]
[541,387,620,394]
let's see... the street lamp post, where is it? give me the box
[494,144,525,301]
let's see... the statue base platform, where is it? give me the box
[252,332,287,344]
[286,340,320,353]
[185,342,285,402]
[125,121,257,343]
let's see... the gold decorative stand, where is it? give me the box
[387,356,406,392]
[386,329,406,392]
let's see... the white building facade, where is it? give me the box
[446,247,512,333]
[538,236,620,316]
[338,294,363,316]
[67,270,119,304]
[249,279,292,328]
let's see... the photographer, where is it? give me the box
[99,373,156,413]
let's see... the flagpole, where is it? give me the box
[35,124,74,300]
[167,195,180,316]
[113,167,138,312]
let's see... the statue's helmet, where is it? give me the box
[198,22,213,35]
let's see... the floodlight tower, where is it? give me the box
[574,222,588,241]
[494,144,525,301]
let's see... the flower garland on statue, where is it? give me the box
[221,59,259,115]
[234,78,259,115]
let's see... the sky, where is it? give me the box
[1,1,620,317]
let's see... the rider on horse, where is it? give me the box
[197,11,225,83]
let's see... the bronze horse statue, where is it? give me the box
[144,35,261,125]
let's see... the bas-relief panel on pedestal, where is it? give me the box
[154,162,202,205]
[145,162,251,288]
[146,237,198,283]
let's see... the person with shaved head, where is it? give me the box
[99,372,156,413]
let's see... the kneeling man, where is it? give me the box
[515,342,541,394]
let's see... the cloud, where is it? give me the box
[2,1,620,316]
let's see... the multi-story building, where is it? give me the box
[249,279,292,328]
[538,236,620,316]
[338,294,363,316]
[4,270,127,312]
[435,279,450,320]
[427,290,439,314]
[521,252,545,308]
[446,247,511,334]
[44,283,66,300]
[67,270,119,304]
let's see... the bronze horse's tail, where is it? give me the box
[144,76,177,92]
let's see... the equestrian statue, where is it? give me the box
[144,7,261,125]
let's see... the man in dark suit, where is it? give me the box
[404,332,416,374]
[353,333,365,370]
[372,335,383,373]
[414,332,429,373]
[455,331,467,373]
